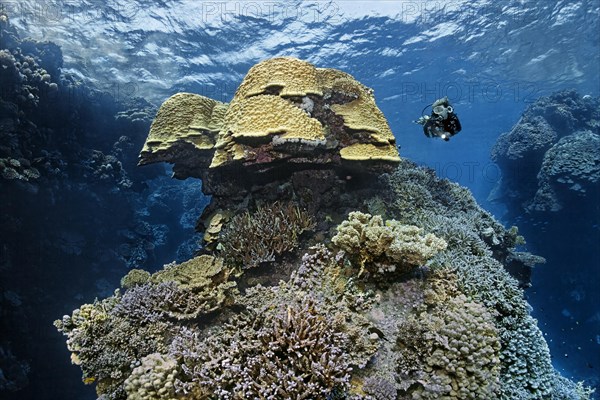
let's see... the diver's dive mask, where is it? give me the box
[432,104,453,119]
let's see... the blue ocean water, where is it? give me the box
[1,0,599,398]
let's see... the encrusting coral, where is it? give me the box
[395,272,502,399]
[139,92,227,171]
[139,56,400,184]
[120,268,151,289]
[362,376,398,400]
[235,56,323,98]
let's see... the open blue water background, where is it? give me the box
[3,0,599,398]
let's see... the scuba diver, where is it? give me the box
[414,96,462,141]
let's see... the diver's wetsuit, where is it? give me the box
[418,97,462,141]
[423,112,462,140]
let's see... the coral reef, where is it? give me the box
[551,375,597,400]
[362,160,559,399]
[490,90,600,217]
[54,295,175,400]
[140,92,227,171]
[489,90,600,386]
[54,255,237,399]
[171,299,353,399]
[51,59,592,400]
[123,352,179,400]
[1,14,207,399]
[119,269,151,289]
[362,376,397,400]
[140,57,399,180]
[530,130,600,212]
[81,150,132,189]
[139,57,400,247]
[118,255,238,322]
[166,245,377,399]
[376,160,535,287]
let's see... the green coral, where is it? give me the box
[124,352,179,400]
[120,268,150,289]
[332,211,447,277]
[150,254,231,290]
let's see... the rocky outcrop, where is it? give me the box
[490,90,600,219]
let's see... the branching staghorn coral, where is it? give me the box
[170,298,353,399]
[332,211,447,278]
[167,245,378,399]
[218,201,316,268]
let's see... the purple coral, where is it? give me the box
[170,299,352,399]
[363,376,397,400]
[113,282,177,323]
[114,280,232,322]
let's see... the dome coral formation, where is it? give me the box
[140,57,400,172]
[396,283,502,399]
[530,130,600,212]
[139,57,399,193]
[54,59,593,400]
